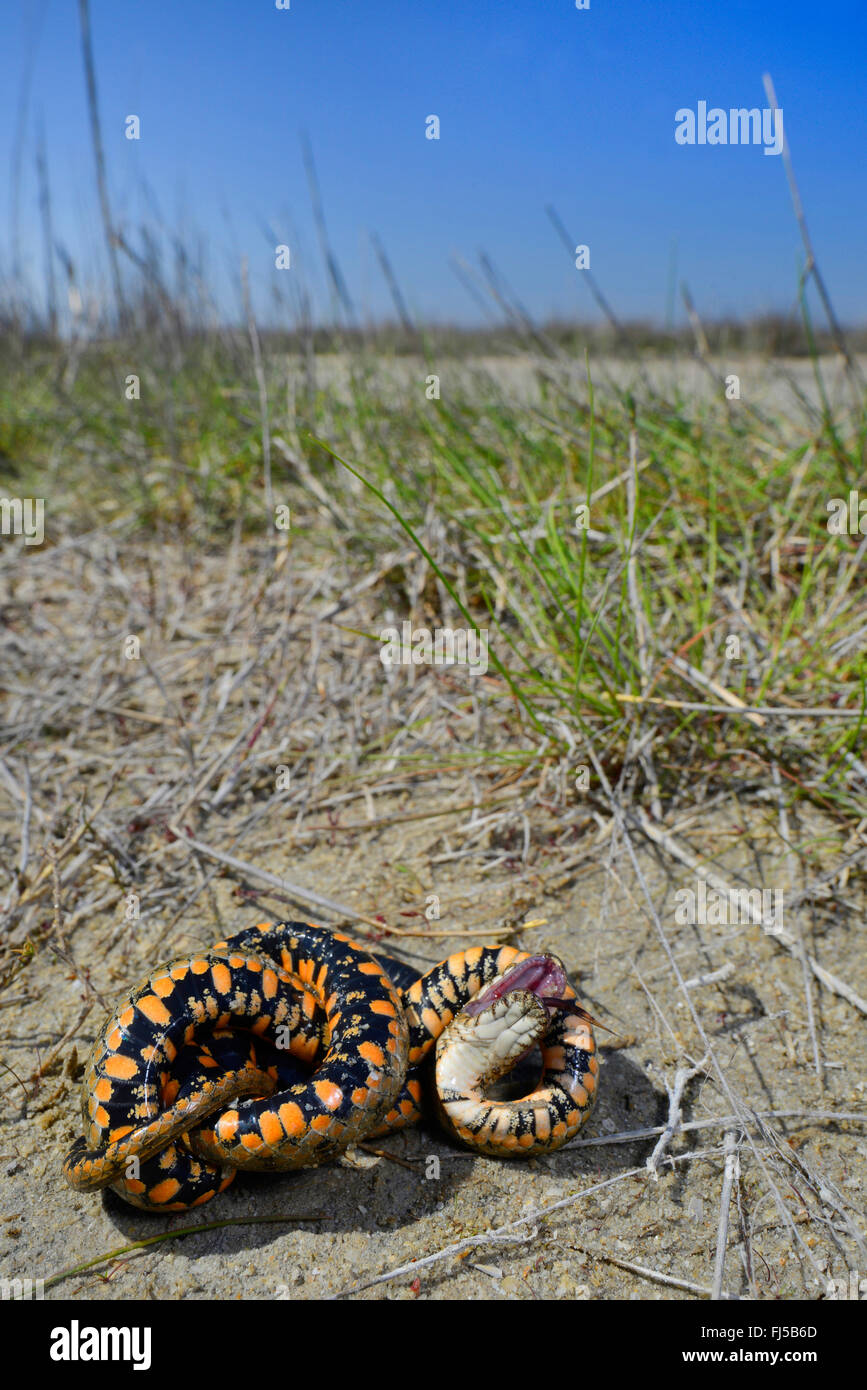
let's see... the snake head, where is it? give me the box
[462,953,570,1019]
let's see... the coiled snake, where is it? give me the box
[62,921,599,1211]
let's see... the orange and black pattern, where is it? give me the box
[368,944,530,1134]
[62,925,599,1212]
[62,922,408,1210]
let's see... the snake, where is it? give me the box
[62,921,599,1211]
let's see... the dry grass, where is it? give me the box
[1,437,865,1296]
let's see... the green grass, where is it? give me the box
[3,321,866,830]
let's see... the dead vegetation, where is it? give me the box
[1,451,865,1297]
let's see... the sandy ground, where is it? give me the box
[1,790,863,1301]
[296,350,867,421]
[1,352,865,1301]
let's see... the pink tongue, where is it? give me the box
[463,955,567,1017]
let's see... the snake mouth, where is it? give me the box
[462,954,569,1017]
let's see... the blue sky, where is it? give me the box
[3,0,865,326]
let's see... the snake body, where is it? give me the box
[433,956,598,1156]
[62,921,599,1211]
